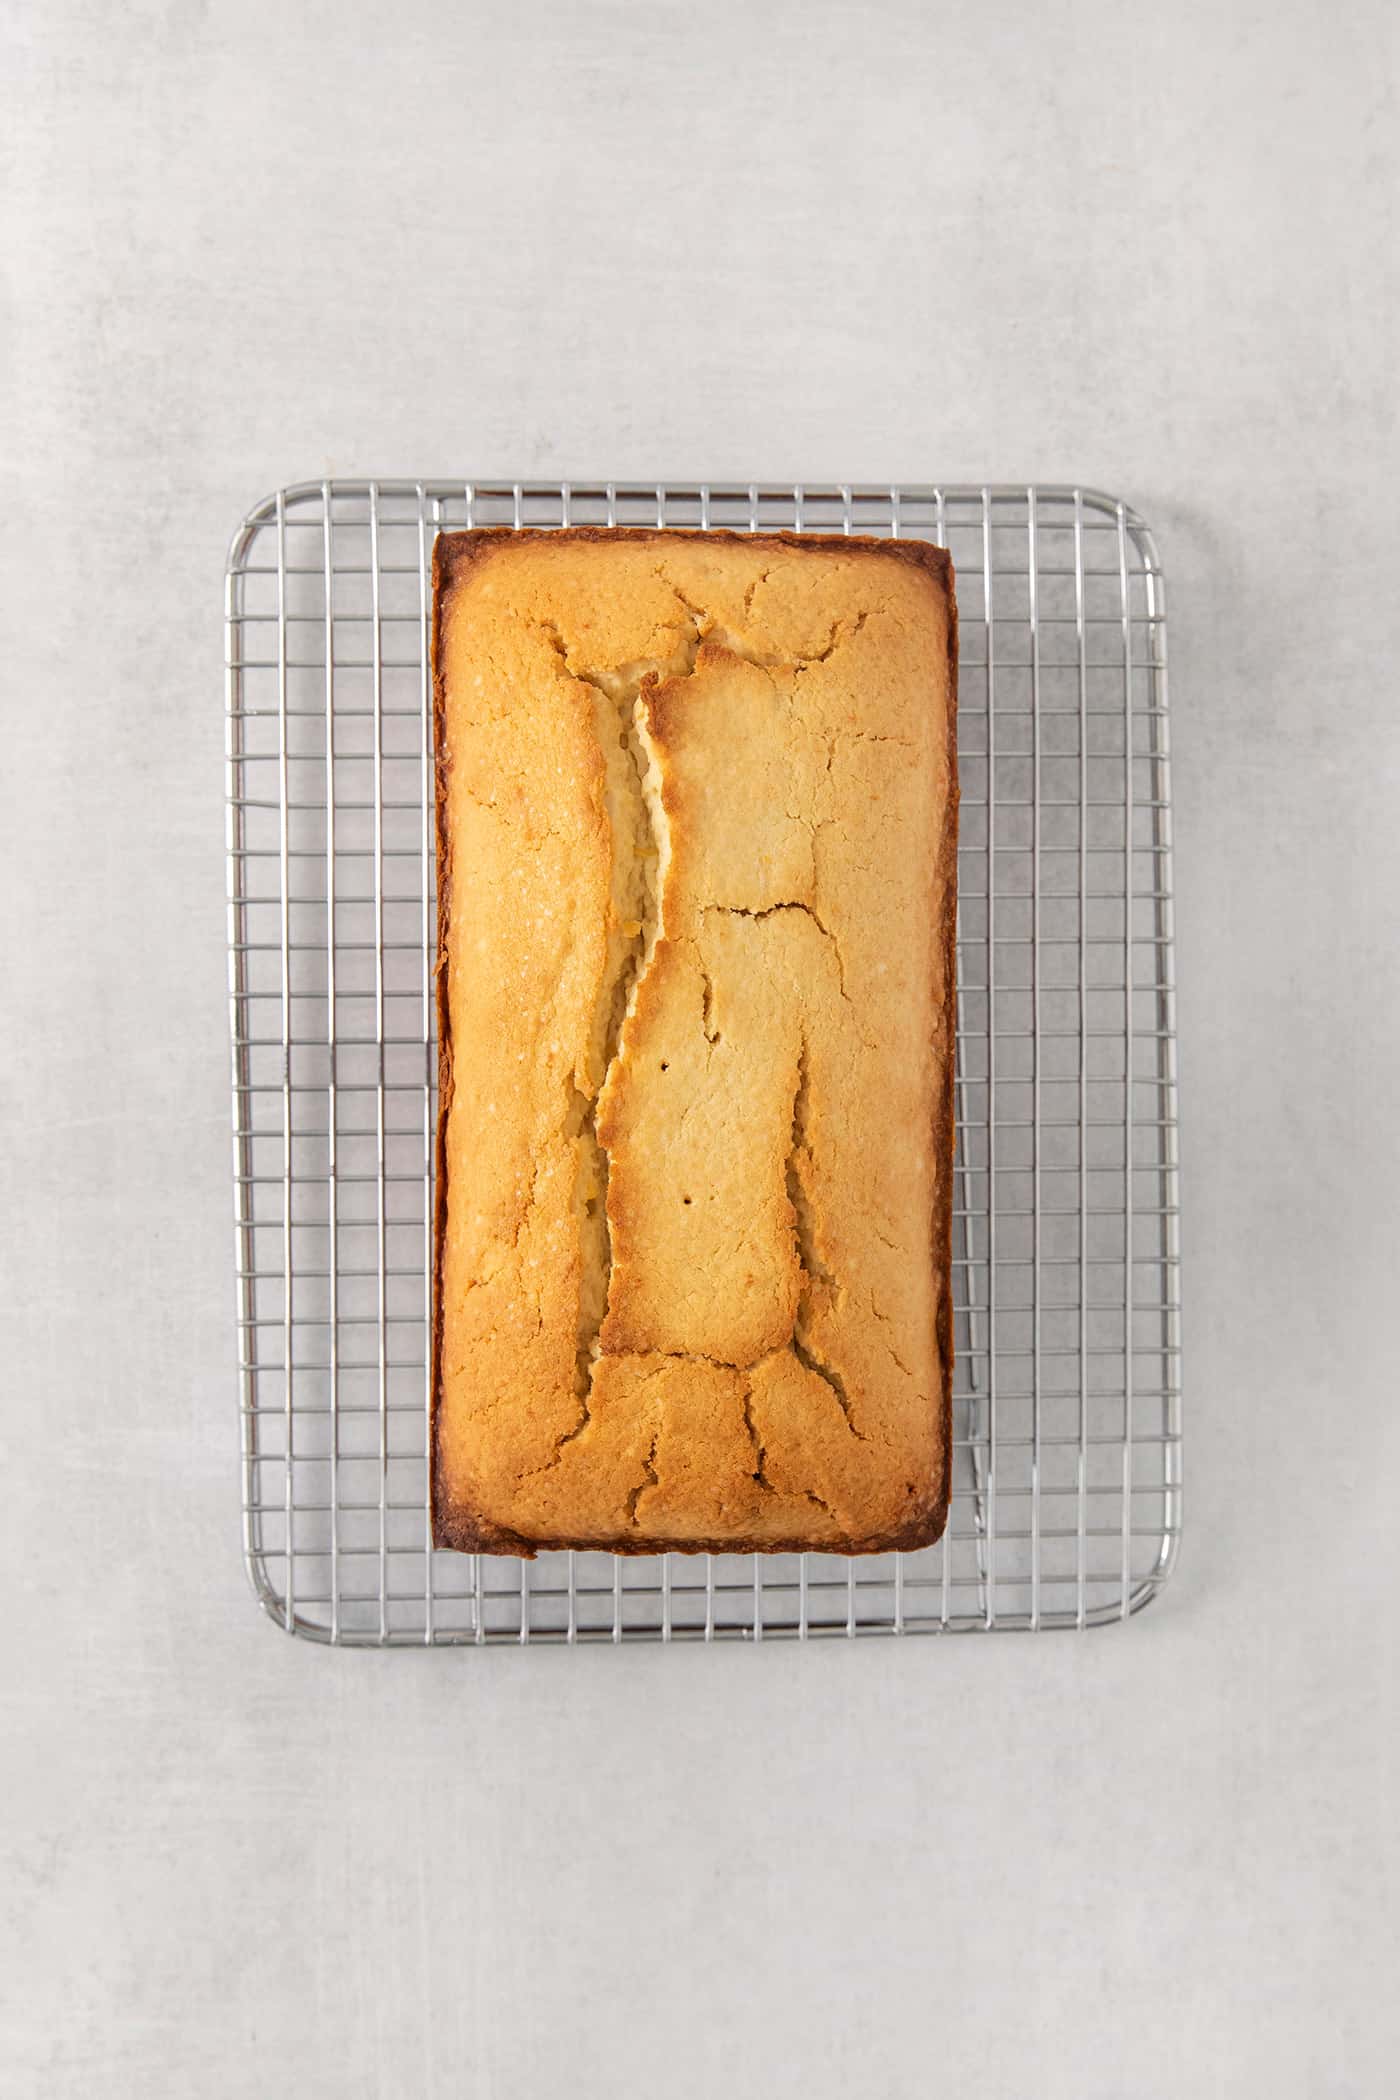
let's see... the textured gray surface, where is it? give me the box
[3,1,1397,2094]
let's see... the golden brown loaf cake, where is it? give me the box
[432,528,958,1556]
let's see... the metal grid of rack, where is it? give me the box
[225,480,1181,1642]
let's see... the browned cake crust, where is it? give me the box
[432,528,958,1556]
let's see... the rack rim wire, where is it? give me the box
[225,478,1183,1644]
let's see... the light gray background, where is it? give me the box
[4,1,1397,2094]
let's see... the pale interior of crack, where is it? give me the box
[785,1039,864,1440]
[785,1042,832,1288]
[742,1382,775,1495]
[540,622,690,1414]
[625,1431,660,1524]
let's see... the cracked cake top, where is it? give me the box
[431,528,958,1556]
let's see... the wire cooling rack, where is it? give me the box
[226,480,1181,1643]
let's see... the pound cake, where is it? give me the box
[432,528,958,1556]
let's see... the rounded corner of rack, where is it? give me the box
[1137,1525,1183,1603]
[226,488,285,579]
[1081,1550,1180,1631]
[226,478,344,578]
[1080,487,1164,574]
[243,1545,299,1638]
